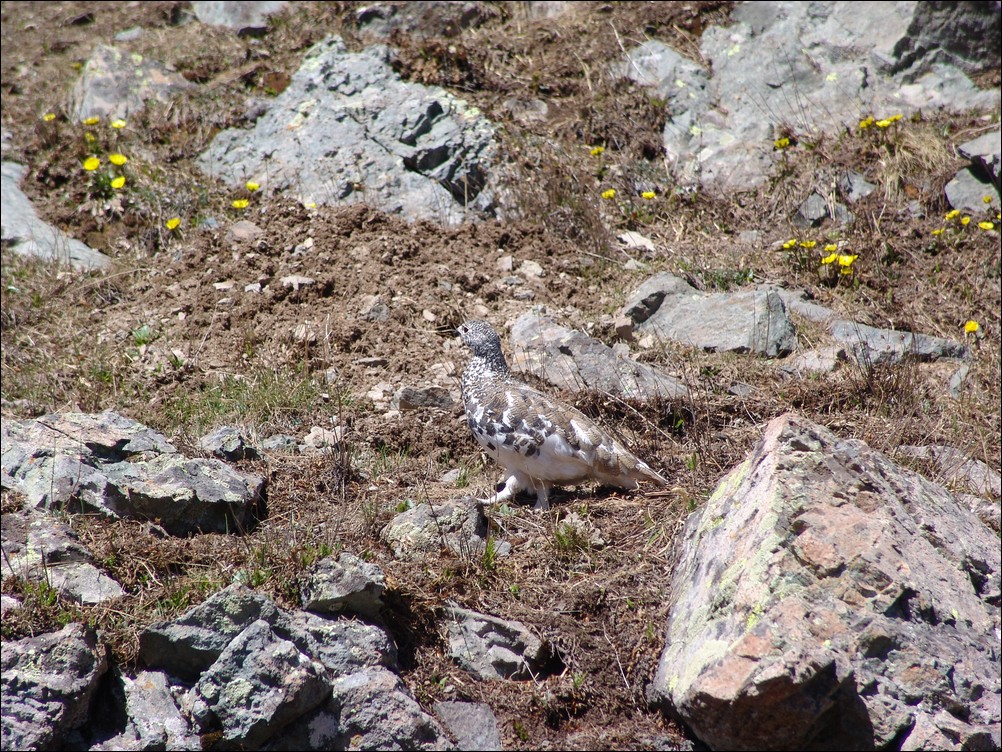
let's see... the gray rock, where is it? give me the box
[198,36,498,224]
[354,1,496,41]
[829,319,968,365]
[381,498,504,561]
[191,1,287,32]
[393,385,455,411]
[199,425,260,461]
[839,169,877,203]
[2,412,264,536]
[434,701,502,751]
[286,610,398,675]
[958,130,1001,190]
[268,666,455,751]
[642,2,1000,191]
[70,44,193,121]
[0,593,21,615]
[1,624,108,751]
[1,509,125,604]
[91,669,199,751]
[621,273,798,357]
[945,167,1000,213]
[896,445,1001,500]
[139,584,288,680]
[649,413,1001,750]
[300,553,386,618]
[949,363,970,399]
[780,345,851,376]
[793,191,853,228]
[1,162,109,269]
[445,605,556,681]
[185,619,332,749]
[260,433,299,453]
[510,314,689,401]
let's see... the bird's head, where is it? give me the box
[457,320,509,373]
[457,319,501,354]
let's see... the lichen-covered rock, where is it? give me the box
[445,606,557,681]
[649,413,1001,751]
[1,624,108,751]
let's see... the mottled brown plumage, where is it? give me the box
[458,319,668,510]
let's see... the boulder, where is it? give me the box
[649,413,1001,750]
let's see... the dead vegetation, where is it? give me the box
[1,2,999,749]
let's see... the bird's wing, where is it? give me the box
[503,382,665,485]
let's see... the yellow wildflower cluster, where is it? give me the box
[232,199,250,209]
[589,145,605,156]
[859,113,902,130]
[964,320,980,335]
[601,189,616,200]
[931,203,998,237]
[641,191,656,200]
[773,137,791,150]
[165,217,182,231]
[785,237,858,278]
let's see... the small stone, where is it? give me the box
[302,426,343,449]
[280,274,316,291]
[518,259,544,278]
[225,220,263,244]
[617,230,656,251]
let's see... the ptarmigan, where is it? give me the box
[457,319,668,510]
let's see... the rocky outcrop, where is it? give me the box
[619,273,798,357]
[619,1,1000,192]
[649,413,1001,751]
[1,624,108,751]
[509,313,689,401]
[2,411,265,536]
[198,35,499,224]
[1,161,109,270]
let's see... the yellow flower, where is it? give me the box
[83,132,96,144]
[782,239,797,249]
[245,181,260,192]
[641,191,656,200]
[42,113,56,122]
[108,153,128,166]
[960,216,971,226]
[799,240,816,249]
[82,116,100,126]
[83,156,101,171]
[824,244,838,252]
[821,253,837,265]
[110,176,126,189]
[232,199,250,209]
[839,267,854,275]
[964,320,979,334]
[110,119,126,129]
[837,254,858,267]
[166,217,181,231]
[774,137,791,149]
[859,116,874,129]
[945,209,960,220]
[875,119,892,128]
[590,146,605,156]
[888,114,902,122]
[601,189,616,200]
[984,196,993,204]
[931,228,944,236]
[978,221,994,231]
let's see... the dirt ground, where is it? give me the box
[2,2,1000,750]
